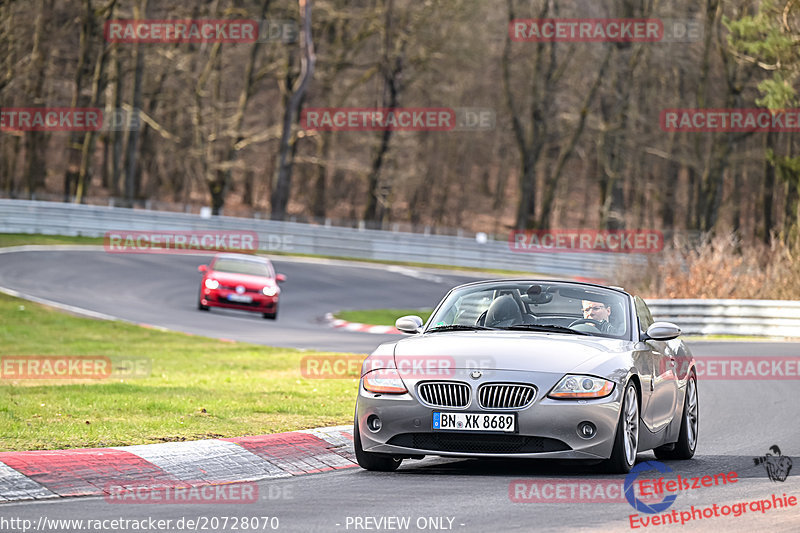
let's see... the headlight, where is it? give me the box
[262,286,278,296]
[204,279,219,289]
[548,375,615,399]
[362,368,408,394]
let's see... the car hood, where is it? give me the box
[208,271,273,287]
[391,331,632,374]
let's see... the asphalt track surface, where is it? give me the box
[0,247,482,353]
[1,249,799,532]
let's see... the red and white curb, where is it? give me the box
[324,313,402,335]
[0,425,355,503]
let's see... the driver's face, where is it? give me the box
[582,300,611,322]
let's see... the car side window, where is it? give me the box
[633,296,654,334]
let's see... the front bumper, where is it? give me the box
[201,288,278,313]
[356,368,624,460]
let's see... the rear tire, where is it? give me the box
[604,381,639,474]
[354,416,402,472]
[654,373,698,460]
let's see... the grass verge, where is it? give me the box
[0,293,362,451]
[0,233,104,248]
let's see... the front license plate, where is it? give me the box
[227,294,253,303]
[432,412,516,433]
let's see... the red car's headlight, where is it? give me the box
[204,279,219,289]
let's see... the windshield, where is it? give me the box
[211,258,272,277]
[426,281,630,339]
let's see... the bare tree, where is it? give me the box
[63,0,95,201]
[270,0,316,220]
[74,0,117,203]
[124,0,148,205]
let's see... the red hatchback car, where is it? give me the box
[197,253,286,319]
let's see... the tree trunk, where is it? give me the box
[208,0,271,215]
[22,0,51,198]
[124,0,148,206]
[311,133,330,218]
[758,130,777,243]
[75,0,116,204]
[109,26,123,196]
[697,12,754,233]
[271,0,316,220]
[363,0,402,225]
[539,44,613,228]
[782,136,799,240]
[63,0,93,201]
[688,0,720,230]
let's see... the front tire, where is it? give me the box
[604,381,639,474]
[654,373,698,460]
[354,417,402,472]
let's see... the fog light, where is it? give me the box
[578,421,596,439]
[367,415,382,432]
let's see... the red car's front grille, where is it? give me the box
[211,295,271,308]
[218,284,260,293]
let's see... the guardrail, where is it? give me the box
[648,299,800,337]
[4,199,798,337]
[0,199,634,278]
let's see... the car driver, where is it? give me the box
[581,299,612,333]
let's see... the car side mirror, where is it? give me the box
[395,315,423,334]
[198,265,207,273]
[644,322,681,341]
[276,273,286,283]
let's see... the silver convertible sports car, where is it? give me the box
[354,279,698,473]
